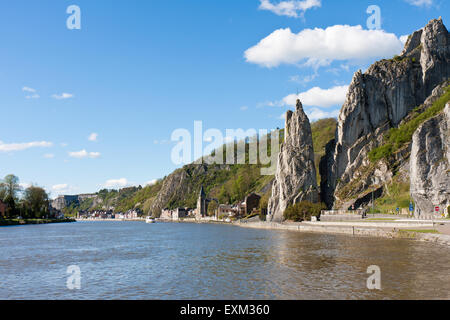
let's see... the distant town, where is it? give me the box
[53,186,264,223]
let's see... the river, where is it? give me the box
[0,221,449,300]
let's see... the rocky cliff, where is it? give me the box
[410,102,450,217]
[322,18,450,209]
[267,99,318,222]
[52,194,104,211]
[51,195,79,211]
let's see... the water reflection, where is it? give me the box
[0,222,449,300]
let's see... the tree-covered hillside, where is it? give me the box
[71,120,337,216]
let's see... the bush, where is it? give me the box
[283,201,326,222]
[368,144,392,162]
[259,211,267,221]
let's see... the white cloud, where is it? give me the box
[400,35,410,45]
[240,106,249,111]
[104,178,128,188]
[52,93,74,100]
[282,85,348,108]
[22,87,40,99]
[68,149,101,159]
[306,108,340,121]
[259,0,321,18]
[153,139,171,145]
[51,184,77,196]
[25,94,40,99]
[0,140,53,152]
[145,179,158,186]
[265,85,348,109]
[52,184,69,191]
[44,153,55,159]
[88,133,98,142]
[289,73,317,84]
[19,182,32,190]
[279,107,339,121]
[245,25,404,68]
[22,87,36,93]
[405,0,432,7]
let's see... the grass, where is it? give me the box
[369,85,450,163]
[242,212,259,220]
[403,229,440,234]
[364,218,397,221]
[393,55,409,62]
[373,179,412,214]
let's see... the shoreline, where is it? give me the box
[0,218,76,227]
[74,217,450,247]
[235,221,450,247]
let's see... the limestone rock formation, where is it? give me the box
[322,18,450,209]
[410,103,450,217]
[148,167,191,216]
[267,99,318,222]
[51,195,79,211]
[51,194,101,211]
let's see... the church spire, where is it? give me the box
[199,185,206,198]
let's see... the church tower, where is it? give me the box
[197,186,207,217]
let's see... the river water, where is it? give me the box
[0,221,449,300]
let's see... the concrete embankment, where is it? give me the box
[236,221,450,247]
[0,218,76,226]
[75,218,145,222]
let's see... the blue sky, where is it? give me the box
[0,0,447,197]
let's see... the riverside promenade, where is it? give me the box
[75,218,145,222]
[236,219,450,247]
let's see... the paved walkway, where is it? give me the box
[436,223,450,235]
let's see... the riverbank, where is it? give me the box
[76,218,145,222]
[0,218,76,226]
[236,220,450,247]
[77,216,450,247]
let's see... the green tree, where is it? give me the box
[0,185,6,202]
[23,186,49,218]
[4,195,16,218]
[1,175,21,218]
[232,176,243,201]
[207,201,218,217]
[218,185,230,204]
[1,174,21,200]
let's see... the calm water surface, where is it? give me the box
[0,221,449,300]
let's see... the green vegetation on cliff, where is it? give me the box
[372,176,413,214]
[311,118,337,183]
[369,85,450,163]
